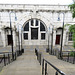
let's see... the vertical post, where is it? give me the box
[55,71,58,75]
[51,26,53,55]
[9,13,14,61]
[62,52,63,60]
[73,52,75,64]
[45,62,47,75]
[39,53,41,65]
[4,54,6,66]
[67,52,69,62]
[13,53,14,61]
[60,13,64,59]
[42,59,44,75]
[37,51,38,60]
[48,33,49,52]
[9,11,17,61]
[21,29,22,50]
[8,54,10,64]
[47,26,50,53]
[18,26,20,56]
[14,52,16,60]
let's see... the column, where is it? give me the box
[38,20,40,44]
[1,30,6,47]
[29,20,31,45]
[53,29,56,46]
[63,30,66,46]
[13,30,16,47]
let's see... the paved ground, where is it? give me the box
[0,50,42,75]
[0,45,74,53]
[0,46,18,52]
[40,50,75,75]
[0,45,75,75]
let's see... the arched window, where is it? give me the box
[24,22,29,31]
[23,19,46,40]
[40,22,45,31]
[31,19,34,26]
[35,20,38,26]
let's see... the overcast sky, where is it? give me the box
[0,0,73,5]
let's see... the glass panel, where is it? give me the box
[31,28,38,39]
[40,22,45,31]
[31,19,34,26]
[24,22,29,31]
[41,33,45,40]
[23,33,28,40]
[35,20,38,26]
[68,32,73,41]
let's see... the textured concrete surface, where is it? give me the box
[0,45,75,75]
[0,50,42,75]
[40,50,75,75]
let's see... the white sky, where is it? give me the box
[0,0,73,5]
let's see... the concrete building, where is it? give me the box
[0,4,75,47]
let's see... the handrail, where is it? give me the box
[62,51,75,64]
[43,59,66,75]
[0,57,4,63]
[35,48,66,75]
[0,49,24,72]
[49,48,75,64]
[0,52,13,54]
[62,51,75,52]
[0,51,17,67]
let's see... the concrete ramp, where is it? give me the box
[0,50,42,75]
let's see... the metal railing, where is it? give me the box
[0,52,16,65]
[0,48,24,72]
[42,59,66,75]
[0,51,17,71]
[61,51,75,64]
[35,48,66,75]
[48,47,75,64]
[35,48,42,65]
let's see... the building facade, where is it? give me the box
[0,4,75,47]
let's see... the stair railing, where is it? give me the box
[35,48,66,75]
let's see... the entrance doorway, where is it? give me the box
[31,28,38,40]
[55,35,60,45]
[7,35,12,45]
